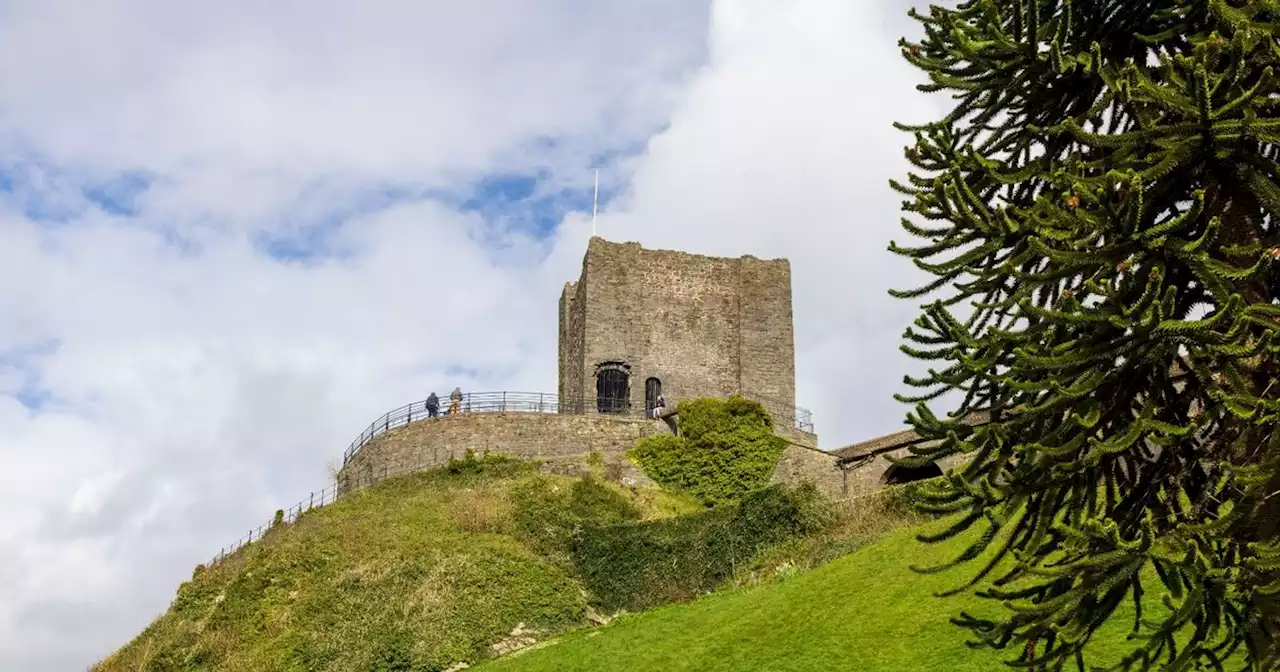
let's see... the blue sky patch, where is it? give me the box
[0,338,62,412]
[82,171,151,217]
[457,163,618,240]
[0,155,153,223]
[254,183,438,263]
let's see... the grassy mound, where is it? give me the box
[93,455,702,672]
[475,506,1238,672]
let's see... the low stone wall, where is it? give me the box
[769,442,968,501]
[338,412,666,494]
[840,445,967,498]
[775,425,819,450]
[336,409,962,504]
[770,444,846,499]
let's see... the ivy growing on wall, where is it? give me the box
[628,396,787,507]
[575,483,834,612]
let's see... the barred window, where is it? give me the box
[595,362,630,414]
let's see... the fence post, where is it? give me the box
[502,391,507,412]
[408,403,413,424]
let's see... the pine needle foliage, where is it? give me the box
[889,1,1280,669]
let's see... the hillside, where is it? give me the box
[475,522,1189,672]
[94,447,863,672]
[96,426,1232,671]
[93,455,706,672]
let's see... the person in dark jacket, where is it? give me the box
[425,392,439,418]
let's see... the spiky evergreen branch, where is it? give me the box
[890,1,1280,669]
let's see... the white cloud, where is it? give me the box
[0,0,955,669]
[597,0,944,440]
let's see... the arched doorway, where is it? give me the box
[595,362,630,414]
[882,461,943,485]
[644,377,662,415]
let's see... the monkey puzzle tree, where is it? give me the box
[889,1,1280,669]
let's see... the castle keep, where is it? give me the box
[558,238,805,436]
[332,237,955,517]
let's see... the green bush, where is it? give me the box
[441,449,527,477]
[568,477,642,526]
[629,396,786,507]
[574,483,834,612]
[511,475,642,560]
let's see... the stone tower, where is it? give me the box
[558,237,801,430]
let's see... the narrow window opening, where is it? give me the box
[644,377,663,415]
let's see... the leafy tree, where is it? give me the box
[888,1,1280,669]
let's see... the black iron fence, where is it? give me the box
[210,481,340,566]
[341,391,814,465]
[209,448,457,566]
[207,390,813,567]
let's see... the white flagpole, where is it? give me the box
[592,169,599,238]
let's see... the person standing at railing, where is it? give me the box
[425,392,439,419]
[449,386,463,415]
[651,394,666,419]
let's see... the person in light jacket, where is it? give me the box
[449,386,463,415]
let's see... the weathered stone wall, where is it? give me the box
[840,445,967,498]
[770,444,847,499]
[558,279,586,407]
[770,442,967,502]
[559,237,801,430]
[334,406,960,508]
[774,425,818,450]
[737,256,796,413]
[337,412,664,494]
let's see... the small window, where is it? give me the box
[644,377,662,413]
[595,362,630,414]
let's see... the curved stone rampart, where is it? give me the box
[334,404,941,506]
[337,412,665,494]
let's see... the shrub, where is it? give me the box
[510,475,642,560]
[629,396,786,507]
[568,476,641,526]
[574,483,834,612]
[441,450,529,479]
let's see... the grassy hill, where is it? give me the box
[475,520,1170,672]
[94,452,856,672]
[93,455,706,672]
[97,445,1231,672]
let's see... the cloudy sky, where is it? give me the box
[0,1,946,668]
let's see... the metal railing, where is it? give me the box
[341,391,815,465]
[208,447,463,567]
[209,481,340,566]
[206,390,814,567]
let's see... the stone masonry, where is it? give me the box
[559,238,801,431]
[335,405,959,504]
[339,412,663,494]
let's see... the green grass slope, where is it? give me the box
[477,520,1190,672]
[93,456,701,672]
